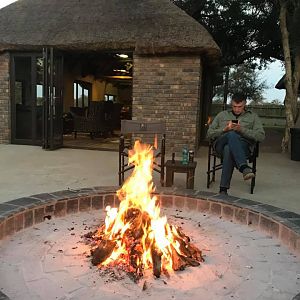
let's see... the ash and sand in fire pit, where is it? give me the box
[86,140,204,282]
[1,207,299,299]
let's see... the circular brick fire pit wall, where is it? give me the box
[0,187,299,300]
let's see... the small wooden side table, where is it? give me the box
[165,160,197,189]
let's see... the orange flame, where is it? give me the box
[95,140,189,272]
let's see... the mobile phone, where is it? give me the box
[232,120,238,124]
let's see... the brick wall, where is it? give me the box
[132,55,202,154]
[0,52,10,144]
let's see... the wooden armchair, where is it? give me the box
[118,120,166,186]
[70,102,110,139]
[207,140,259,194]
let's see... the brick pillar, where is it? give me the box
[0,52,10,144]
[132,55,202,153]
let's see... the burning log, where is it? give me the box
[170,244,188,271]
[91,239,116,266]
[151,244,162,278]
[128,242,144,282]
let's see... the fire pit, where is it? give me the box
[0,206,299,299]
[88,141,203,282]
[0,141,299,299]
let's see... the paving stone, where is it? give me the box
[14,213,24,232]
[254,204,285,213]
[194,190,217,199]
[4,216,14,236]
[79,197,91,212]
[161,195,173,208]
[6,197,42,208]
[197,199,210,212]
[210,202,221,215]
[222,205,234,220]
[47,271,82,294]
[34,207,45,224]
[91,195,103,210]
[289,219,300,227]
[55,201,66,217]
[24,210,33,228]
[103,194,115,208]
[185,197,198,210]
[174,196,185,208]
[275,211,300,219]
[0,203,23,214]
[234,208,248,224]
[52,190,80,199]
[26,278,65,300]
[22,259,44,282]
[67,199,79,214]
[0,291,9,300]
[236,198,262,207]
[31,193,58,201]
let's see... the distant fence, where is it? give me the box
[211,104,300,127]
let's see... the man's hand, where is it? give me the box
[231,121,241,132]
[224,121,241,132]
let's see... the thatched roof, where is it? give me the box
[0,0,220,63]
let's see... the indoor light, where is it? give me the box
[116,54,129,58]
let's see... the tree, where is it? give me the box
[271,99,284,105]
[173,0,282,66]
[174,0,300,151]
[276,0,300,150]
[213,64,267,103]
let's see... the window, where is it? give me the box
[73,81,92,108]
[104,94,116,102]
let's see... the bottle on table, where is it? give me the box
[182,145,189,165]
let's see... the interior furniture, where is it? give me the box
[165,160,197,189]
[70,102,109,138]
[206,140,259,194]
[118,120,166,186]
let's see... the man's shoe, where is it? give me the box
[243,167,255,180]
[219,187,228,195]
[219,190,228,196]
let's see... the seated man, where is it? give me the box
[207,92,265,195]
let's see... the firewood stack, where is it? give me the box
[87,207,204,282]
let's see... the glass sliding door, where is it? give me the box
[11,53,44,145]
[13,56,32,141]
[42,48,64,150]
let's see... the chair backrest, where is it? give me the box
[69,106,87,118]
[119,120,166,186]
[87,101,105,119]
[121,120,166,135]
[121,120,166,148]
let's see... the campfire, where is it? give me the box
[87,140,204,282]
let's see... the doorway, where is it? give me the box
[10,53,44,145]
[10,50,133,151]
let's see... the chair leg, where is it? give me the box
[250,177,256,194]
[212,155,217,182]
[160,134,166,187]
[250,156,257,194]
[119,135,124,186]
[207,147,212,189]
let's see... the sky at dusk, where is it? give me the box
[0,0,286,102]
